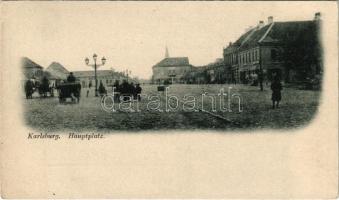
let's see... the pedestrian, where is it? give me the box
[112,80,120,102]
[24,79,34,99]
[130,82,136,100]
[120,80,131,101]
[67,72,76,83]
[41,76,50,97]
[121,80,128,93]
[271,76,282,109]
[135,83,142,101]
[113,80,120,92]
[98,81,106,97]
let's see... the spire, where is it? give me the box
[165,46,169,58]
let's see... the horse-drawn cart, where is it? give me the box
[56,82,81,103]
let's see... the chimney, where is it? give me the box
[229,42,232,46]
[165,46,169,58]
[314,12,321,21]
[268,16,273,24]
[258,21,265,29]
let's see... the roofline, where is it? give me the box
[240,28,257,47]
[24,66,43,68]
[153,64,192,68]
[156,56,189,63]
[225,19,316,50]
[258,22,275,43]
[73,70,115,72]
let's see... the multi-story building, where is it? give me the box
[182,58,226,84]
[73,70,127,88]
[204,58,226,84]
[224,13,322,84]
[152,49,193,84]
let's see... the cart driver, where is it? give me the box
[67,72,76,83]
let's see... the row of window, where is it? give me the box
[239,49,259,65]
[225,48,279,65]
[225,48,259,66]
[81,79,117,87]
[157,69,188,76]
[225,54,238,65]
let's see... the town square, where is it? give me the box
[21,5,322,132]
[23,82,320,131]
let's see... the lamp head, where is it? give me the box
[85,57,89,65]
[101,57,106,65]
[93,53,98,61]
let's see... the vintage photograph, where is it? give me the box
[2,1,338,199]
[21,2,323,132]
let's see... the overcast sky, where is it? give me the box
[3,1,335,79]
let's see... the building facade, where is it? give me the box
[223,13,322,84]
[73,70,128,88]
[22,57,44,80]
[205,58,226,84]
[152,56,193,84]
[182,58,226,84]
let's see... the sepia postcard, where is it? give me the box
[1,1,338,198]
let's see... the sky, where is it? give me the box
[3,1,335,79]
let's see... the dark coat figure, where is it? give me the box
[40,76,50,97]
[112,80,120,102]
[67,72,76,83]
[24,79,34,99]
[135,84,142,101]
[41,76,49,89]
[98,81,107,97]
[121,80,129,94]
[88,81,92,88]
[271,77,282,109]
[130,82,136,99]
[120,80,132,101]
[113,80,120,93]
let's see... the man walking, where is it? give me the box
[271,76,282,109]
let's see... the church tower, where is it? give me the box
[165,46,169,58]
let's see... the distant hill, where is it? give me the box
[46,62,69,79]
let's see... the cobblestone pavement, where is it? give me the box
[24,84,320,132]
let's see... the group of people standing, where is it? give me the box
[84,79,143,101]
[244,72,259,86]
[113,80,142,101]
[24,76,54,99]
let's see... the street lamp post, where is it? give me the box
[85,54,106,97]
